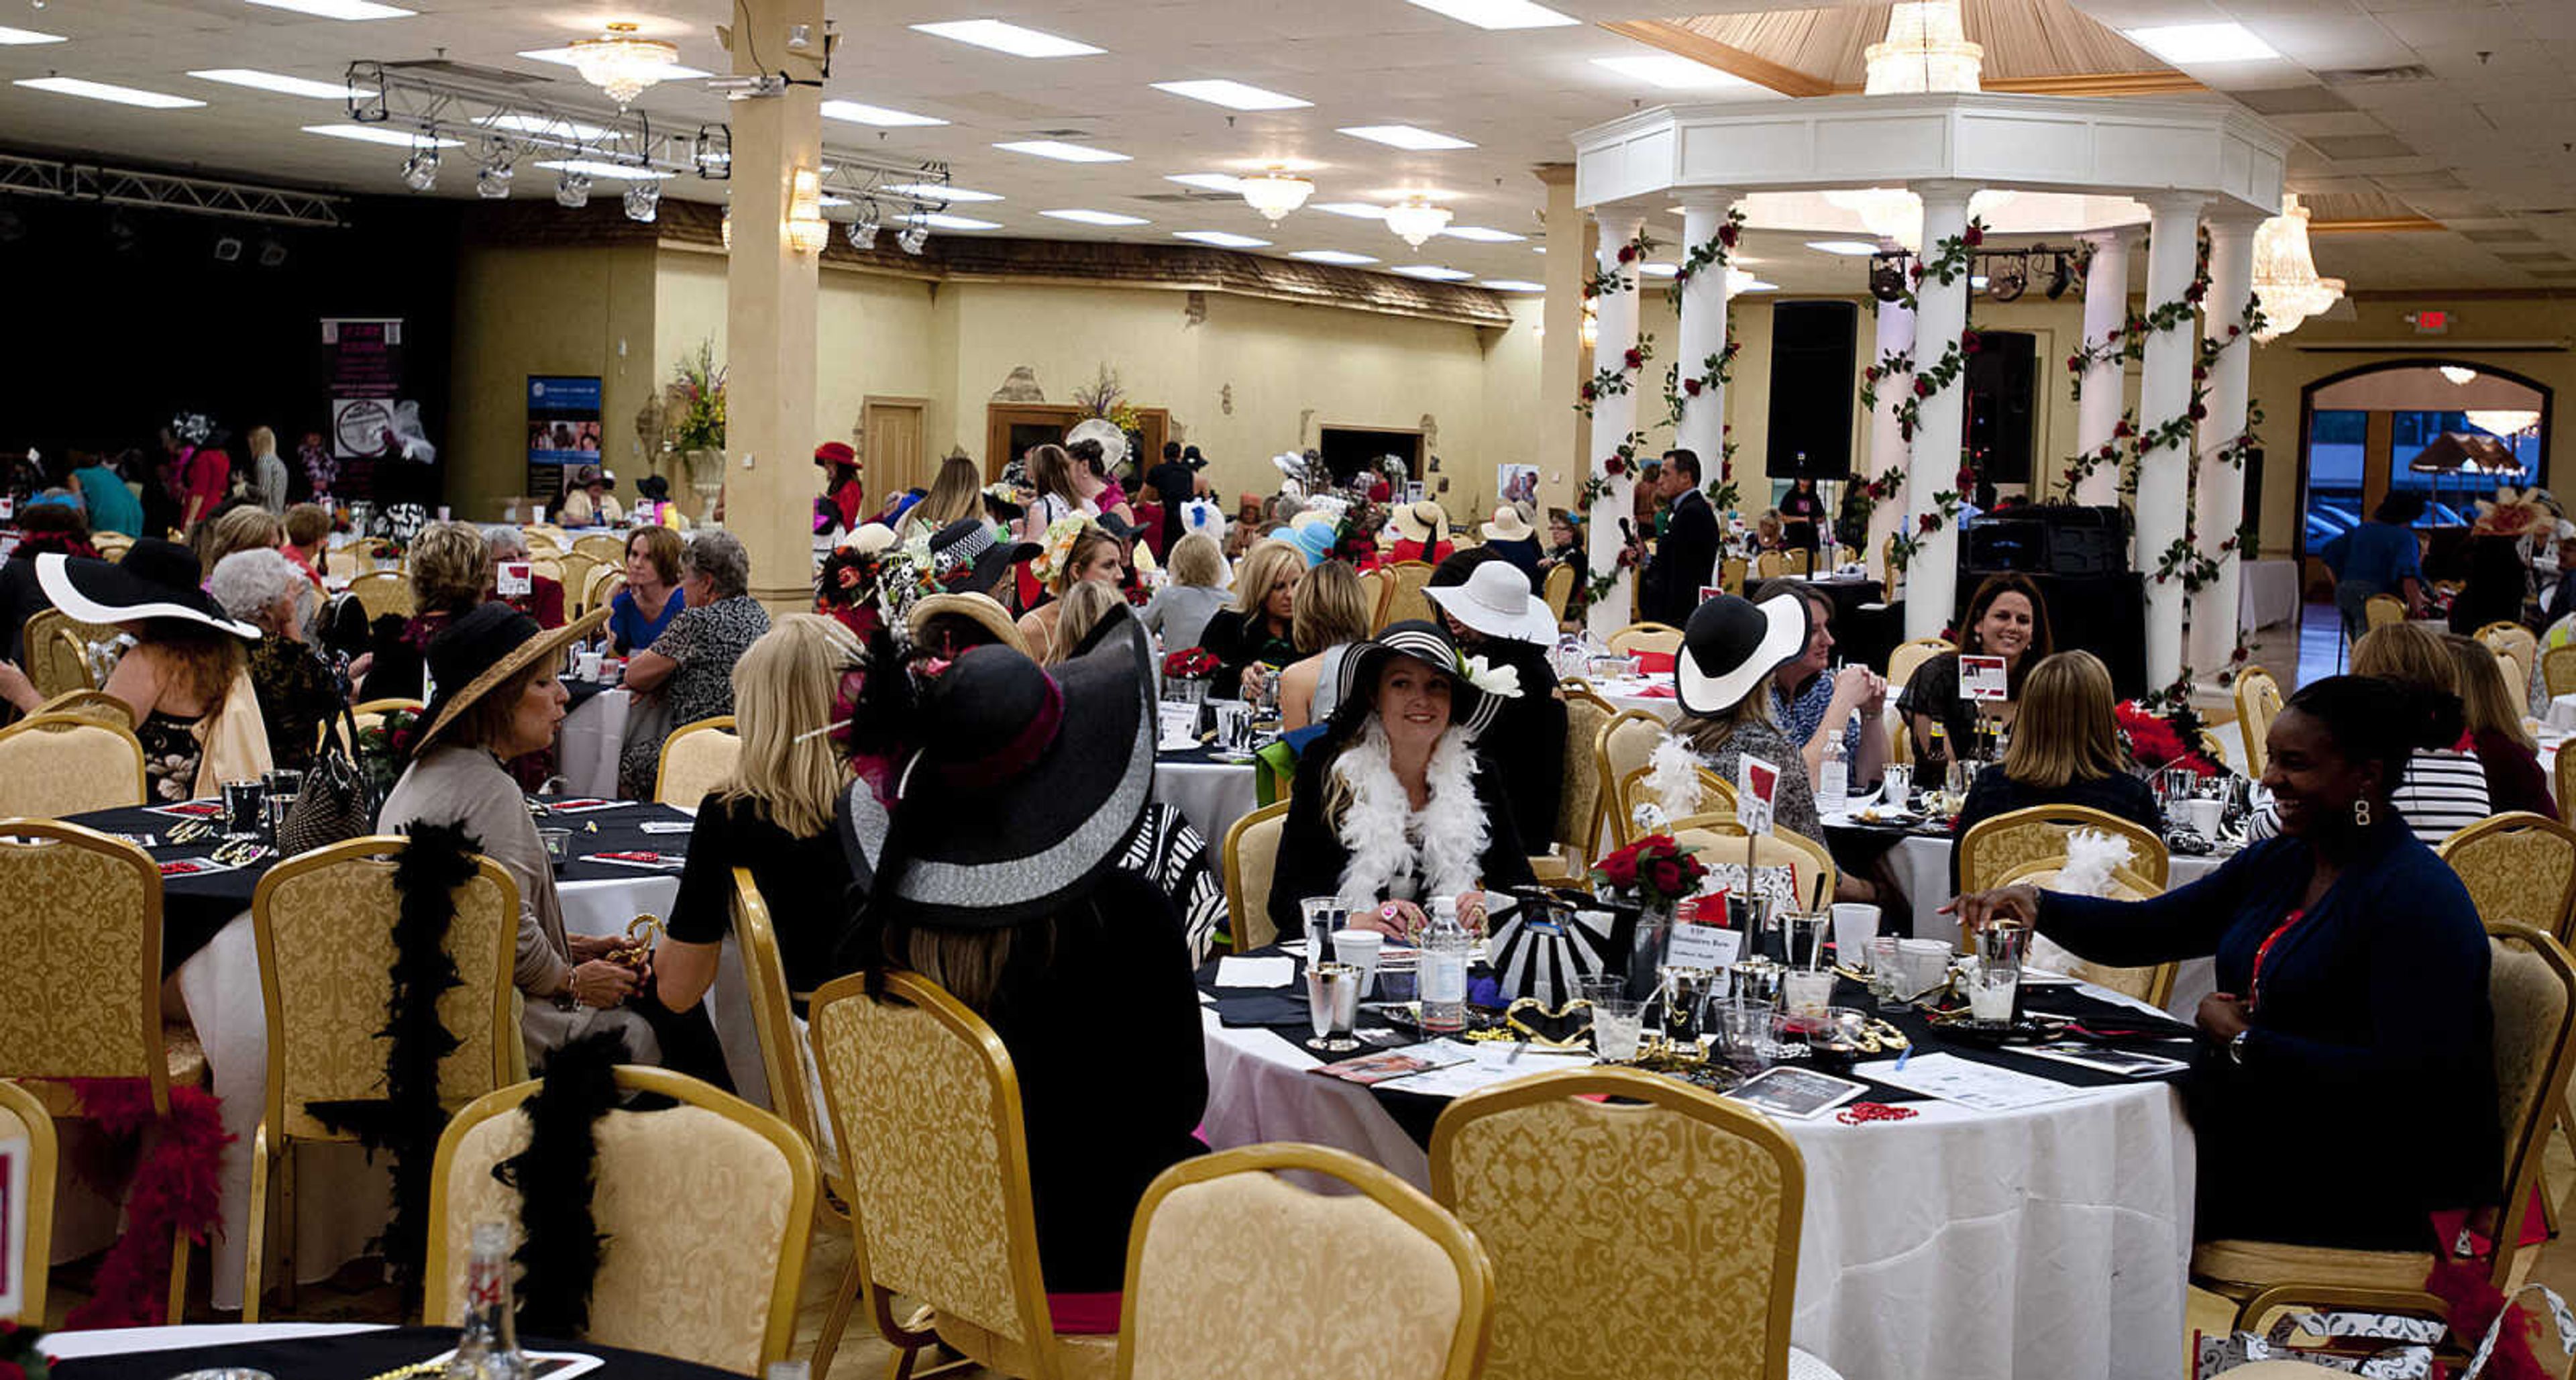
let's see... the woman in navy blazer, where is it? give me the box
[1952,675,2498,1249]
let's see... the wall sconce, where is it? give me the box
[786,166,830,256]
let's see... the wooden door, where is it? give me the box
[863,396,928,503]
[983,403,1171,480]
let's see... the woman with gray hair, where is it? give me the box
[482,523,566,627]
[617,530,769,798]
[211,546,343,772]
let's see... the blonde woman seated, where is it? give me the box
[1016,524,1127,663]
[1947,649,2161,892]
[897,453,985,541]
[1138,531,1229,654]
[1044,580,1128,668]
[1199,537,1301,698]
[657,615,861,1022]
[380,604,661,1071]
[1274,560,1374,731]
[1266,621,1534,942]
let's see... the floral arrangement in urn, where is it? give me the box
[665,340,727,454]
[1071,364,1143,436]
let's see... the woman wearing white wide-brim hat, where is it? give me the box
[1425,554,1568,837]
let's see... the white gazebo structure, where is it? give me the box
[1572,92,2292,691]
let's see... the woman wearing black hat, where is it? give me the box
[1663,592,1826,841]
[1266,620,1535,943]
[380,603,669,1072]
[838,606,1205,1308]
[0,539,273,802]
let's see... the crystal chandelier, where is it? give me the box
[2250,193,2345,342]
[2440,365,2477,386]
[786,167,830,255]
[570,22,680,108]
[1240,167,1313,223]
[1864,0,1983,95]
[2467,410,2541,438]
[1383,197,1452,248]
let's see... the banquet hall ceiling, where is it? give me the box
[0,0,2567,294]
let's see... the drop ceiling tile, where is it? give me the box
[2309,133,2418,159]
[2233,85,2357,115]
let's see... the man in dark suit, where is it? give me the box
[1146,441,1199,555]
[1638,447,1718,627]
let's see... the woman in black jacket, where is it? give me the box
[1199,537,1301,700]
[1267,620,1534,941]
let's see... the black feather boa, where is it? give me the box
[494,1027,630,1338]
[305,818,476,1308]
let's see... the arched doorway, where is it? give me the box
[2296,359,2553,593]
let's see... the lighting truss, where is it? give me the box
[0,152,347,226]
[345,60,724,184]
[818,155,953,227]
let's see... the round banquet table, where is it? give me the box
[50,1323,739,1380]
[1587,673,1682,721]
[58,799,765,1313]
[1152,743,1260,845]
[558,684,633,799]
[1198,971,2195,1380]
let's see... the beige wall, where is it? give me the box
[447,242,658,517]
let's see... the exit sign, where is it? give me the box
[2409,310,2451,333]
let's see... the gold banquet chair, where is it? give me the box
[657,715,742,806]
[1354,568,1393,633]
[808,969,1116,1380]
[2235,665,2284,776]
[2440,812,2576,943]
[1593,710,1670,851]
[0,1079,58,1326]
[37,688,136,728]
[1540,563,1574,626]
[24,608,122,698]
[1222,800,1291,954]
[1957,804,2173,998]
[2363,594,2406,632]
[1666,813,1837,907]
[1886,637,1955,696]
[1380,562,1436,632]
[2544,644,2576,702]
[2477,621,2538,701]
[1605,622,1682,658]
[428,1066,817,1376]
[241,837,522,1320]
[0,711,148,815]
[1989,860,2176,1008]
[1615,763,1735,831]
[572,533,628,566]
[1116,1144,1495,1380]
[0,820,204,1324]
[1430,1067,1808,1380]
[2192,921,2576,1336]
[347,570,415,623]
[1535,684,1615,881]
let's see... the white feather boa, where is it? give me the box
[1329,719,1489,910]
[1640,732,1708,833]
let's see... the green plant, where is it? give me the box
[666,340,726,452]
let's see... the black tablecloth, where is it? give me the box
[561,674,614,709]
[70,797,696,974]
[57,1326,734,1380]
[1200,945,2194,1147]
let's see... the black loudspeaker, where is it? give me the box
[1764,300,1858,480]
[1962,504,2129,576]
[1965,329,2037,484]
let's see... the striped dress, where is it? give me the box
[2249,747,2491,849]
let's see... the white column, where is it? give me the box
[2073,229,2132,507]
[2136,193,2206,690]
[1903,181,1975,641]
[1585,205,1647,641]
[1672,189,1737,483]
[1864,292,1916,591]
[2188,214,2261,674]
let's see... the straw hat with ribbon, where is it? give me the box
[410,604,609,757]
[1392,500,1449,545]
[1480,506,1534,543]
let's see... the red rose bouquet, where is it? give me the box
[1590,834,1708,910]
[1,1319,56,1380]
[1163,647,1220,681]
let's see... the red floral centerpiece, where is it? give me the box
[1591,834,1709,910]
[1163,647,1220,681]
[2114,700,2226,777]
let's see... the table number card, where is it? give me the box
[1735,754,1780,836]
[0,1132,24,1322]
[1157,702,1201,749]
[496,560,533,597]
[1960,654,2009,702]
[1665,921,1743,971]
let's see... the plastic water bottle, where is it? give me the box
[1817,729,1849,817]
[1420,897,1470,1034]
[445,1220,527,1380]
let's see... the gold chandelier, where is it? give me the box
[2251,193,2345,342]
[570,22,679,108]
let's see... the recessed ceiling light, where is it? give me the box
[1481,279,1545,291]
[475,113,614,141]
[1338,124,1474,152]
[244,0,414,18]
[1391,264,1474,280]
[2122,21,2279,64]
[1442,225,1525,243]
[189,68,364,98]
[1150,78,1310,111]
[532,158,667,180]
[910,19,1103,58]
[886,182,999,202]
[1176,230,1271,248]
[1314,201,1387,219]
[821,99,946,127]
[1400,0,1575,30]
[1806,240,1882,256]
[302,122,459,146]
[911,213,996,231]
[1042,208,1149,226]
[0,25,66,43]
[994,140,1130,163]
[1291,249,1379,265]
[518,46,709,78]
[1590,54,1754,90]
[15,76,205,108]
[1167,172,1249,193]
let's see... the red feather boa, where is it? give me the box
[56,1078,229,1330]
[2426,1259,2552,1380]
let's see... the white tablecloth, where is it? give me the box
[2236,559,2301,632]
[559,687,632,798]
[47,1322,384,1359]
[1589,675,1682,722]
[1153,757,1260,844]
[177,871,685,1311]
[1199,1004,2194,1380]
